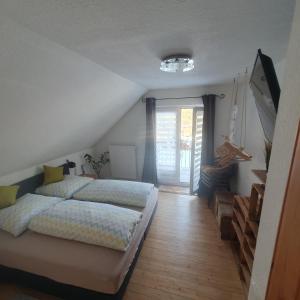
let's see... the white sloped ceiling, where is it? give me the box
[0,0,294,177]
[0,0,294,88]
[0,17,146,177]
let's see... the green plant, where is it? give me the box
[265,141,272,171]
[84,152,110,178]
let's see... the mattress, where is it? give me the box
[0,188,158,295]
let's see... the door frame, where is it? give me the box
[156,106,194,187]
[190,108,197,193]
[266,121,300,299]
[190,107,204,194]
[156,106,180,186]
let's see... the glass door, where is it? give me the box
[156,107,194,187]
[156,108,179,185]
[180,108,193,185]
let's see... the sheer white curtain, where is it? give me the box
[155,98,203,186]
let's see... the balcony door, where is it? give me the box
[156,107,202,190]
[156,107,179,185]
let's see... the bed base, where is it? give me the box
[0,202,157,300]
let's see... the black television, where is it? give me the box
[250,49,281,142]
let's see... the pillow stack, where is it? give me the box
[0,186,19,209]
[43,165,64,185]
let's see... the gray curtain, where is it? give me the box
[142,98,158,186]
[198,94,216,195]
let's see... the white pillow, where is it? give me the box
[0,193,63,237]
[35,175,94,199]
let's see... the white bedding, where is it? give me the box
[73,179,154,208]
[29,200,142,251]
[0,194,63,237]
[35,175,93,199]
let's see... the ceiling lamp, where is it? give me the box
[160,55,194,73]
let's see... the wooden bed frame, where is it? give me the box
[0,168,157,300]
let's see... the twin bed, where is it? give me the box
[0,169,158,300]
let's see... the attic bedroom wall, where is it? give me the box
[231,60,286,196]
[95,59,286,192]
[249,0,300,297]
[0,17,146,183]
[95,84,233,179]
[0,148,94,186]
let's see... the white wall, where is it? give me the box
[249,0,300,298]
[95,97,146,180]
[95,84,233,180]
[0,147,94,186]
[95,74,286,193]
[146,86,236,150]
[232,61,286,195]
[0,16,145,179]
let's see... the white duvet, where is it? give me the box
[35,175,93,199]
[29,200,142,251]
[73,179,154,208]
[0,194,63,237]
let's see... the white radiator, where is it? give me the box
[109,145,137,180]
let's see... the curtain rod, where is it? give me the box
[142,94,225,102]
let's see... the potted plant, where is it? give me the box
[84,152,110,179]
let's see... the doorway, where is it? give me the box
[266,122,300,299]
[156,106,203,194]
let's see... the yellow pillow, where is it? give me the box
[0,186,19,209]
[43,165,64,185]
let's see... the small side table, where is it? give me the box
[214,191,235,240]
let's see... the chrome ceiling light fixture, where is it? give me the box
[160,55,194,73]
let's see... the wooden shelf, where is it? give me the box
[243,196,250,210]
[252,169,267,184]
[232,220,243,245]
[245,234,256,257]
[231,182,265,297]
[240,262,251,289]
[248,220,259,238]
[233,207,246,232]
[243,242,254,271]
[235,196,249,218]
[253,183,265,197]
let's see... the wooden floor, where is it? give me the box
[159,185,190,195]
[0,192,244,300]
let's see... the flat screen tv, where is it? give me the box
[250,49,281,142]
